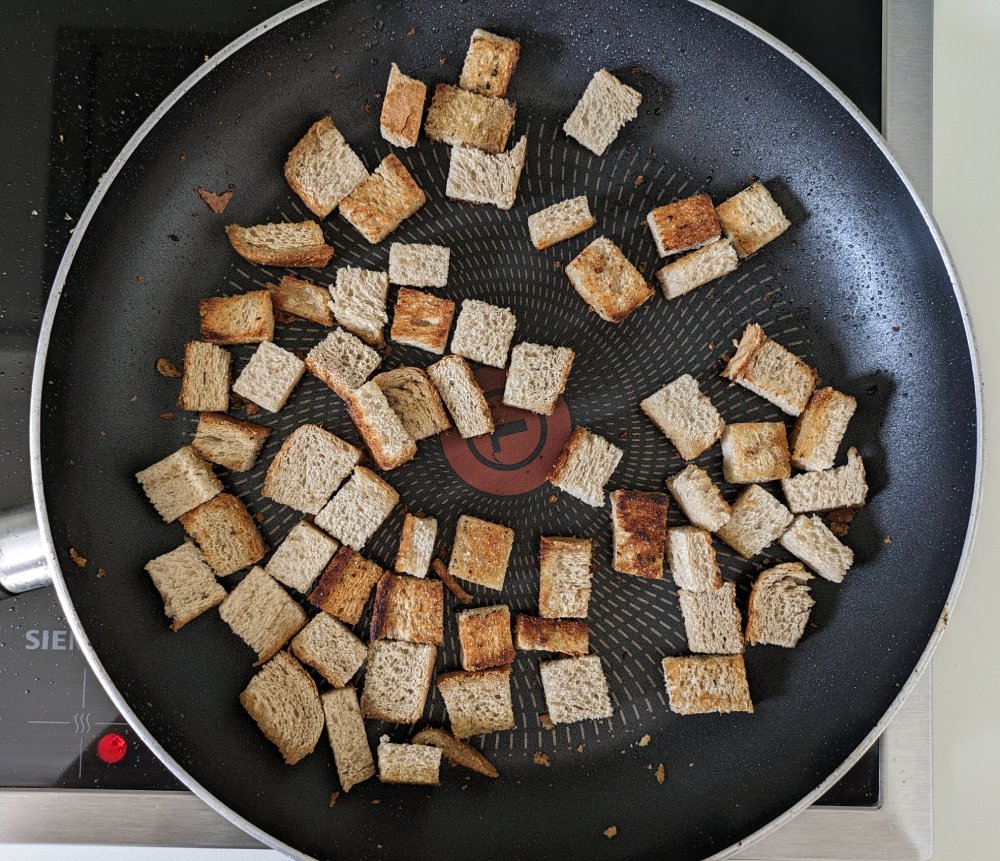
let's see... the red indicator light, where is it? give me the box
[97,732,128,764]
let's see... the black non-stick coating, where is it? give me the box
[39,1,977,859]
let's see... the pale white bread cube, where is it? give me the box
[321,687,375,792]
[380,64,427,149]
[779,515,854,583]
[192,412,272,473]
[373,367,451,441]
[641,374,725,460]
[291,613,367,687]
[459,28,520,97]
[646,192,721,257]
[715,181,791,258]
[284,115,368,219]
[445,137,527,210]
[339,154,426,244]
[656,239,738,300]
[548,427,623,508]
[198,290,275,345]
[662,655,753,715]
[267,275,333,326]
[538,536,593,618]
[390,288,455,355]
[265,520,339,593]
[721,422,791,484]
[565,236,653,323]
[377,736,441,785]
[715,484,794,559]
[790,387,858,472]
[539,654,614,725]
[427,354,494,438]
[305,328,381,399]
[314,467,399,552]
[224,222,333,269]
[456,605,514,671]
[219,567,306,663]
[177,341,230,412]
[667,526,722,592]
[424,83,516,154]
[745,563,815,648]
[232,341,306,413]
[563,69,642,156]
[502,343,574,416]
[722,323,818,416]
[678,580,744,654]
[179,493,267,577]
[436,665,516,738]
[135,446,222,523]
[344,381,418,471]
[665,464,731,532]
[307,547,386,625]
[448,515,515,591]
[144,542,225,631]
[527,196,596,250]
[369,573,444,646]
[450,299,517,368]
[388,242,450,288]
[610,490,669,579]
[394,513,437,578]
[361,640,437,724]
[780,447,868,513]
[262,424,361,515]
[331,267,389,347]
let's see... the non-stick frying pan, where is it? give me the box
[17,0,981,858]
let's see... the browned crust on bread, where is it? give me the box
[178,493,267,576]
[647,192,721,256]
[345,389,418,471]
[790,387,857,469]
[198,291,275,345]
[191,412,272,471]
[546,427,587,484]
[225,222,334,267]
[514,615,589,656]
[424,83,516,154]
[267,275,333,325]
[457,606,514,671]
[459,30,521,98]
[339,155,426,244]
[610,490,669,579]
[564,237,653,323]
[447,515,514,590]
[390,288,456,354]
[661,655,754,715]
[411,727,498,777]
[721,422,792,484]
[381,64,427,147]
[721,323,768,381]
[369,573,444,645]
[431,557,473,604]
[177,341,231,412]
[308,547,385,624]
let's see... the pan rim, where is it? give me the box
[28,1,984,859]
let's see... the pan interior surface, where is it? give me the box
[38,1,977,860]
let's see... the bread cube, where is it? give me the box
[610,490,669,579]
[370,573,444,645]
[563,69,641,156]
[459,28,520,97]
[565,236,653,323]
[426,355,494,438]
[262,424,360,514]
[715,181,790,258]
[192,412,272,473]
[377,736,441,785]
[345,381,418,470]
[332,267,389,347]
[722,323,817,416]
[177,341,230,412]
[198,290,274,345]
[656,239,738,300]
[514,616,589,657]
[780,447,868,513]
[373,367,451,441]
[425,83,515,153]
[180,493,267,577]
[538,654,613,725]
[527,195,596,250]
[380,64,427,149]
[135,445,222,523]
[390,288,455,355]
[305,328,381,398]
[314,467,399,552]
[267,275,333,325]
[145,542,226,631]
[641,374,725,460]
[446,137,526,210]
[232,341,306,413]
[448,515,514,590]
[779,514,854,582]
[339,154,426,244]
[265,520,339,593]
[538,535,593,618]
[646,192,721,257]
[284,115,368,218]
[388,242,450,288]
[225,222,333,268]
[502,343,574,415]
[745,563,814,647]
[790,387,858,472]
[678,580,744,654]
[436,666,515,738]
[662,655,753,715]
[321,687,375,792]
[291,613,367,687]
[721,422,791,484]
[308,546,386,625]
[394,513,438,578]
[667,526,722,592]
[665,464,731,532]
[548,426,623,508]
[450,299,517,368]
[361,640,437,723]
[457,605,514,671]
[219,566,306,662]
[715,484,793,559]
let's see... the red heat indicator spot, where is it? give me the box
[97,732,128,764]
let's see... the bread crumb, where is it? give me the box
[576,744,585,753]
[406,27,416,36]
[135,274,144,283]
[637,734,651,747]
[96,568,106,579]
[884,535,893,544]
[196,187,234,214]
[328,791,339,807]
[891,325,900,332]
[129,395,138,402]
[155,358,181,378]
[371,799,381,805]
[547,494,558,504]
[823,508,855,538]
[438,57,446,65]
[532,752,550,767]
[69,548,87,568]
[432,558,473,605]
[334,71,342,79]
[553,261,562,270]
[604,826,618,839]
[178,154,187,163]
[539,713,555,730]
[244,402,260,417]
[655,763,666,784]
[633,174,645,186]
[254,511,265,523]
[159,411,175,420]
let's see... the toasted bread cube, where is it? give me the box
[610,490,669,579]
[219,567,306,662]
[548,427,623,508]
[180,493,266,577]
[445,137,527,210]
[177,341,231,412]
[539,654,613,725]
[394,513,438,578]
[781,447,868,513]
[377,736,441,785]
[339,154,426,244]
[265,520,339,593]
[305,328,382,399]
[361,640,437,724]
[388,242,450,288]
[225,222,333,268]
[332,267,389,347]
[345,381,418,471]
[192,412,272,473]
[665,464,731,532]
[641,374,725,461]
[380,64,427,149]
[390,288,456,355]
[262,424,360,515]
[459,28,520,97]
[527,196,596,251]
[135,446,222,523]
[240,652,323,765]
[448,515,514,591]
[437,666,515,738]
[314,467,399,551]
[145,542,226,631]
[410,726,499,778]
[745,563,814,647]
[321,687,375,792]
[721,422,791,484]
[267,275,333,325]
[538,535,593,618]
[779,515,854,582]
[662,655,753,715]
[563,69,641,156]
[450,299,517,368]
[370,573,444,645]
[678,581,743,654]
[790,387,858,472]
[715,181,790,258]
[502,343,574,416]
[232,341,306,413]
[514,616,589,657]
[657,239,739,299]
[291,613,367,687]
[373,368,451,441]
[722,324,818,416]
[667,526,722,592]
[425,83,516,154]
[716,484,793,559]
[308,547,386,624]
[426,355,494,438]
[198,290,274,345]
[646,193,722,257]
[565,237,653,323]
[457,605,514,671]
[284,116,368,218]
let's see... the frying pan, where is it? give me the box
[12,0,981,858]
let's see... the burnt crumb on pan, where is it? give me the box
[655,763,666,784]
[539,713,555,730]
[159,411,175,420]
[432,558,473,605]
[135,274,144,284]
[553,261,562,270]
[96,568,106,579]
[891,324,900,332]
[255,511,265,524]
[178,154,187,162]
[196,186,234,214]
[603,826,618,840]
[547,495,558,504]
[822,508,855,538]
[328,792,339,808]
[69,548,87,568]
[155,358,181,378]
[167,234,180,242]
[438,57,446,65]
[633,174,644,186]
[532,752,550,767]
[243,402,260,417]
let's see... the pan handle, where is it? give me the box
[0,506,54,595]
